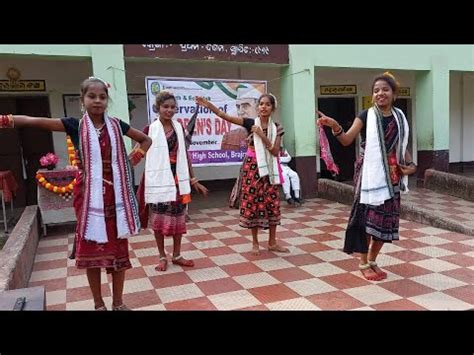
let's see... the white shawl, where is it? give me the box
[360,107,409,206]
[144,118,190,203]
[254,116,281,185]
[80,112,139,243]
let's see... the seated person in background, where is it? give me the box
[280,147,303,206]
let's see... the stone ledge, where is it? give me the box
[0,206,40,291]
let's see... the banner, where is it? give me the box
[145,77,266,166]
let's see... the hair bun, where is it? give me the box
[383,71,395,79]
[383,71,400,89]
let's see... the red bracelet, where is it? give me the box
[130,150,144,166]
[0,114,14,128]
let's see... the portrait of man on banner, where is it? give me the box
[220,87,262,151]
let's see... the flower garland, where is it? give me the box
[67,135,78,166]
[36,173,76,194]
[35,135,77,199]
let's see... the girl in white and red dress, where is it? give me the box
[1,77,152,310]
[138,91,208,272]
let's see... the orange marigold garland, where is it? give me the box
[66,135,78,166]
[35,135,78,201]
[36,173,76,200]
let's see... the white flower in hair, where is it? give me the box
[268,93,278,109]
[89,76,111,88]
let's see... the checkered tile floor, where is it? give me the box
[405,187,474,228]
[29,198,474,310]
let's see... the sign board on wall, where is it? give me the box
[320,85,357,95]
[124,44,289,64]
[398,87,410,96]
[0,80,46,92]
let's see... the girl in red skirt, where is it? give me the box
[1,77,152,310]
[196,94,289,256]
[138,91,208,272]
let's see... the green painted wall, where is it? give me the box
[279,45,471,156]
[1,44,472,155]
[0,45,91,58]
[287,45,474,71]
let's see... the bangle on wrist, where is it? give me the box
[0,114,14,129]
[333,126,344,137]
[332,124,342,135]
